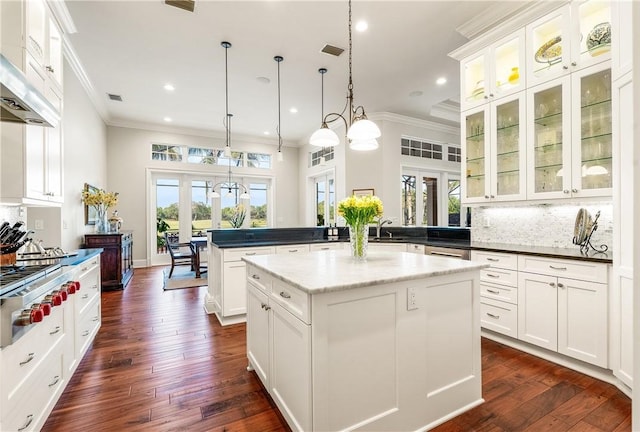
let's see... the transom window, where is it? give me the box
[152,144,183,162]
[310,147,335,167]
[152,144,272,169]
[448,146,462,162]
[401,138,443,160]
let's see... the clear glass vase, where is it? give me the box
[95,207,109,233]
[348,223,368,261]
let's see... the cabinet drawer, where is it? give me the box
[480,267,518,287]
[471,251,518,270]
[517,255,607,283]
[224,247,275,262]
[309,242,343,252]
[480,298,518,338]
[75,256,100,276]
[276,244,310,254]
[1,306,65,400]
[271,280,310,324]
[76,299,100,358]
[480,282,517,304]
[2,343,64,432]
[247,266,272,294]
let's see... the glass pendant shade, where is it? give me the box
[209,191,220,199]
[349,138,379,151]
[224,145,231,157]
[277,150,284,162]
[310,125,340,147]
[347,118,381,141]
[240,191,250,200]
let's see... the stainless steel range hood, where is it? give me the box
[0,54,60,128]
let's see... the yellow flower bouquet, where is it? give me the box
[338,195,383,260]
[82,188,119,232]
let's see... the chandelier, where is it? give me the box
[308,0,381,151]
[210,41,249,200]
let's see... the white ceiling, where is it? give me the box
[62,0,529,146]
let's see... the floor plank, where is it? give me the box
[42,266,631,432]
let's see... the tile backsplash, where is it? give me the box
[471,202,612,249]
[0,206,25,225]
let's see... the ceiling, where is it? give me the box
[62,1,529,146]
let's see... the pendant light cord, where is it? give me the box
[275,56,284,152]
[347,0,353,125]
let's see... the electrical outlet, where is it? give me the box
[34,219,44,230]
[407,287,418,311]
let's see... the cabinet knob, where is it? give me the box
[46,65,54,73]
[484,195,490,199]
[563,190,570,194]
[549,282,556,287]
[563,65,569,70]
[571,62,577,67]
[489,93,494,98]
[571,188,578,193]
[484,95,489,99]
[558,283,565,288]
[490,195,495,198]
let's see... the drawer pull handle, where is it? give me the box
[20,353,35,366]
[486,313,500,319]
[430,251,462,258]
[92,285,99,290]
[18,414,34,431]
[50,326,61,335]
[245,252,257,256]
[251,274,260,280]
[49,375,60,387]
[557,283,564,288]
[82,294,89,299]
[486,273,500,278]
[279,291,291,299]
[320,247,330,250]
[261,303,271,311]
[486,258,499,262]
[549,265,567,270]
[288,249,298,252]
[92,316,99,322]
[81,266,88,271]
[486,289,500,294]
[82,330,90,337]
[549,282,556,287]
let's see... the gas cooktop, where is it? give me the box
[0,263,62,297]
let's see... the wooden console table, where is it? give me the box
[84,231,133,290]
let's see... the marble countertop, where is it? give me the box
[243,250,488,294]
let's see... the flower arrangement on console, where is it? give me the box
[229,204,246,228]
[338,195,383,260]
[82,188,119,233]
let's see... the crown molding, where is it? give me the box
[455,2,528,40]
[449,1,568,61]
[430,99,461,124]
[371,112,460,135]
[46,0,77,34]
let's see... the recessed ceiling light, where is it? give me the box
[289,107,298,114]
[164,83,175,91]
[163,117,172,122]
[263,131,270,135]
[355,20,368,32]
[256,76,271,84]
[409,90,423,97]
[436,77,447,85]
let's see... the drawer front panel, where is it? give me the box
[517,255,607,283]
[275,244,310,254]
[76,300,101,358]
[480,267,518,287]
[480,298,518,338]
[471,251,518,270]
[76,266,101,314]
[480,282,518,304]
[224,247,276,262]
[246,266,272,294]
[271,280,310,324]
[309,242,343,252]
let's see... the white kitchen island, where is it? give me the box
[243,250,488,432]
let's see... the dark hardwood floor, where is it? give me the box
[42,266,631,432]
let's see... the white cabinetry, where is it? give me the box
[275,244,310,254]
[309,242,343,252]
[207,246,275,325]
[74,256,101,362]
[473,251,519,338]
[367,242,407,252]
[518,255,608,367]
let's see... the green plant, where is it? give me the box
[157,217,170,247]
[229,204,246,228]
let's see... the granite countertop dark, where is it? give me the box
[468,241,612,263]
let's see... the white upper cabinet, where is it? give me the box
[461,29,525,111]
[526,1,611,87]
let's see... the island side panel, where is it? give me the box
[311,270,483,432]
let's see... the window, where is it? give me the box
[313,174,335,226]
[448,146,462,162]
[217,151,243,167]
[191,180,213,235]
[248,182,269,227]
[448,179,461,226]
[401,138,442,160]
[247,153,272,169]
[402,170,460,227]
[310,147,335,167]
[152,144,183,162]
[401,175,416,226]
[187,147,218,165]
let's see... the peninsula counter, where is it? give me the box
[243,250,488,432]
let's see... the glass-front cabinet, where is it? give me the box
[526,1,611,87]
[462,92,526,204]
[527,63,612,200]
[460,29,525,111]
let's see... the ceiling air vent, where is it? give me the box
[165,0,195,12]
[321,44,344,57]
[107,93,123,102]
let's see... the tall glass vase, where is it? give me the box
[95,205,109,233]
[348,223,369,261]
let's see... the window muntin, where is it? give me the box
[401,175,416,226]
[152,144,183,162]
[191,180,213,235]
[310,147,335,167]
[448,146,462,162]
[247,153,272,169]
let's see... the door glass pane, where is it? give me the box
[316,181,325,226]
[465,111,485,198]
[580,68,612,190]
[156,178,179,253]
[328,178,335,225]
[496,99,520,196]
[529,12,565,81]
[533,85,563,193]
[401,175,416,226]
[577,2,611,61]
[249,183,268,227]
[191,180,212,236]
[422,177,438,226]
[220,183,244,228]
[448,180,461,227]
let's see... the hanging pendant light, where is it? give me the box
[308,0,380,150]
[275,55,284,162]
[309,68,340,147]
[209,41,249,201]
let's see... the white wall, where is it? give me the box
[106,126,299,264]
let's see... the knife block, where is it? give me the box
[0,250,16,265]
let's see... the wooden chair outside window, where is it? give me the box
[164,232,196,278]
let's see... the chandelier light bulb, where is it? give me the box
[347,118,381,141]
[277,150,284,162]
[350,138,379,151]
[310,125,340,147]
